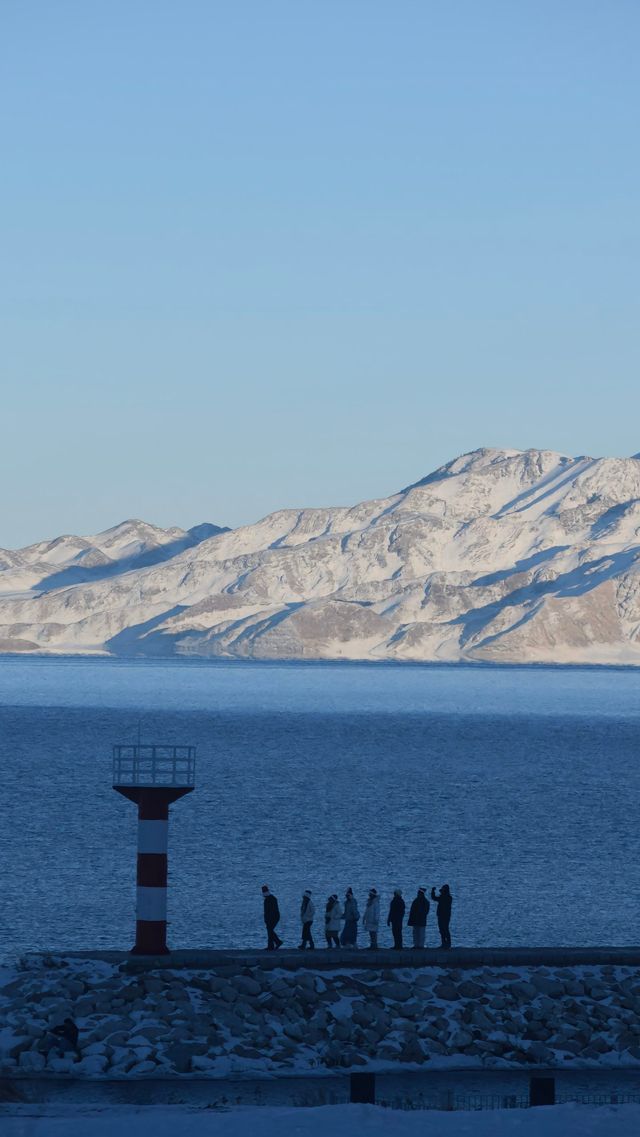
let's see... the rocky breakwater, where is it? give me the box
[1,957,640,1077]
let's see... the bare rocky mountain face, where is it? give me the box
[2,448,640,663]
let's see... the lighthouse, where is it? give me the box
[113,744,195,955]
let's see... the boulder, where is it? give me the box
[64,980,86,998]
[434,984,459,1002]
[457,981,485,1000]
[378,982,410,1002]
[232,1045,263,1059]
[525,1041,554,1063]
[164,1042,208,1073]
[616,1030,639,1051]
[8,1038,30,1059]
[283,1022,305,1043]
[47,1055,76,1073]
[192,1054,217,1071]
[530,976,565,998]
[233,976,262,998]
[142,978,166,995]
[510,981,537,1001]
[399,1038,426,1064]
[75,1054,109,1075]
[18,1050,46,1072]
[82,1042,108,1057]
[128,1060,157,1075]
[333,1021,352,1043]
[208,977,228,994]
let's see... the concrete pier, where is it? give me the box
[55,945,640,972]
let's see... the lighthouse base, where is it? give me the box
[131,921,170,955]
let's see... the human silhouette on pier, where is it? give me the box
[363,888,380,949]
[325,893,343,947]
[387,889,405,949]
[299,889,315,950]
[431,884,452,948]
[408,887,429,948]
[261,884,282,950]
[340,887,359,946]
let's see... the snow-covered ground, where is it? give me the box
[1,1102,640,1137]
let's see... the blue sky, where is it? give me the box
[1,2,638,546]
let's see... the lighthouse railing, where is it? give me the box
[112,744,196,788]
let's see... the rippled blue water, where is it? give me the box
[1,658,639,959]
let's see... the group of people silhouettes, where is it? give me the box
[261,884,452,951]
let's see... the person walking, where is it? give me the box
[299,889,315,950]
[408,886,430,949]
[261,884,283,950]
[362,888,380,949]
[431,884,453,948]
[325,893,343,947]
[387,889,405,950]
[340,887,359,947]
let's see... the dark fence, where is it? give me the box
[349,1072,640,1112]
[377,1092,640,1112]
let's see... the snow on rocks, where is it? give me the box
[1,957,640,1077]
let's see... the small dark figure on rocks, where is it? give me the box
[325,893,343,947]
[387,889,406,949]
[362,888,380,949]
[431,884,453,948]
[261,884,283,950]
[408,886,430,949]
[51,1017,79,1054]
[299,889,315,949]
[340,887,359,947]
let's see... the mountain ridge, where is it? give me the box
[2,447,640,664]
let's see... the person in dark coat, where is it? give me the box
[51,1017,79,1054]
[299,889,315,950]
[387,889,406,949]
[261,884,283,949]
[340,887,359,947]
[431,884,452,948]
[407,886,430,949]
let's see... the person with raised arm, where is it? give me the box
[431,884,453,948]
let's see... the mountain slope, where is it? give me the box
[1,448,640,663]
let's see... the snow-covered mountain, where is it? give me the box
[2,448,640,664]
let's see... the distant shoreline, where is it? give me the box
[0,654,639,672]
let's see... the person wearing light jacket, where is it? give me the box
[362,888,380,949]
[325,893,343,947]
[340,887,360,947]
[299,889,315,950]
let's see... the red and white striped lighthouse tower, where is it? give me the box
[113,744,195,955]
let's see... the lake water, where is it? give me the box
[1,658,639,960]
